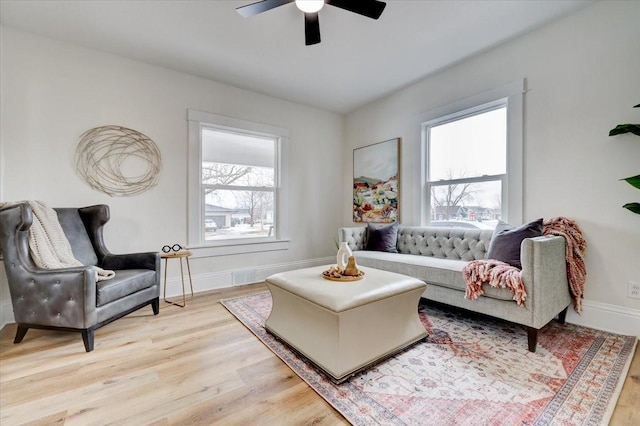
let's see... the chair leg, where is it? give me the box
[151,297,160,315]
[557,306,569,324]
[527,327,538,352]
[14,325,29,344]
[82,328,95,352]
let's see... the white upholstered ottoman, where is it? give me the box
[264,265,427,383]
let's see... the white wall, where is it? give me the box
[0,27,343,327]
[344,1,640,335]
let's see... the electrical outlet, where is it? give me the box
[629,281,640,299]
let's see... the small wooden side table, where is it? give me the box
[161,249,194,307]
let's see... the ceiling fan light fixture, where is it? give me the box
[237,0,386,46]
[295,0,324,14]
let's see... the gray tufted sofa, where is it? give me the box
[339,225,572,352]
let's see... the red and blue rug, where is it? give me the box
[221,292,636,426]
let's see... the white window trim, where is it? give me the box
[420,79,524,225]
[187,109,290,257]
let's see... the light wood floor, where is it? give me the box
[1,283,638,425]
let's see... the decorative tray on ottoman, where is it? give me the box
[321,268,365,282]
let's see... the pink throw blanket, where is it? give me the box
[463,217,586,314]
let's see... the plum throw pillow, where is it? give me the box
[365,222,399,253]
[486,218,543,269]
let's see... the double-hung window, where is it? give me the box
[421,80,523,228]
[188,110,289,254]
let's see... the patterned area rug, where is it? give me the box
[221,292,636,426]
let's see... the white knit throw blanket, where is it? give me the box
[2,201,115,282]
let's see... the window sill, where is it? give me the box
[187,239,290,258]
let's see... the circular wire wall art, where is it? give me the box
[75,125,162,197]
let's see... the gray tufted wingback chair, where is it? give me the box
[0,203,160,352]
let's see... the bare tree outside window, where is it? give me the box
[202,163,253,192]
[236,190,271,226]
[430,170,476,220]
[233,166,274,226]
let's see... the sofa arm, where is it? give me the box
[520,235,572,328]
[102,251,160,272]
[339,227,367,251]
[8,266,98,329]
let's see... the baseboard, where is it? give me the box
[1,299,14,331]
[566,299,640,338]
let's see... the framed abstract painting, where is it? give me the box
[353,138,400,223]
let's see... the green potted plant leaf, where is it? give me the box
[609,104,640,215]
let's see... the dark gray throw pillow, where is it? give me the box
[365,222,399,253]
[486,218,543,269]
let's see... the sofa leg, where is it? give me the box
[151,297,160,315]
[14,325,29,344]
[557,306,569,324]
[82,328,95,352]
[527,327,538,352]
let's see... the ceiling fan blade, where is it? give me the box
[236,0,294,18]
[326,0,386,19]
[305,13,321,45]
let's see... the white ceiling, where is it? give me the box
[0,0,593,114]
